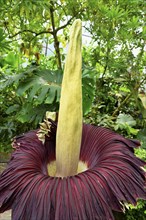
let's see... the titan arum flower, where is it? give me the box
[0,20,146,220]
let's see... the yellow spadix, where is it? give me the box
[56,19,82,177]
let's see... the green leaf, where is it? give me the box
[116,113,136,127]
[6,104,20,114]
[16,103,48,125]
[0,66,38,91]
[137,129,146,149]
[16,66,96,114]
[139,94,146,109]
[37,86,49,104]
[82,67,96,115]
[5,52,19,68]
[45,86,57,104]
[29,85,40,101]
[0,28,10,51]
[127,125,138,136]
[17,69,63,105]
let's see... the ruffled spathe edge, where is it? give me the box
[0,123,146,220]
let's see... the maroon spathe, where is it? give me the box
[0,123,146,220]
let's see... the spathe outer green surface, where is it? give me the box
[56,19,82,177]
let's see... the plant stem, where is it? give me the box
[50,1,62,70]
[112,79,146,117]
[112,93,132,117]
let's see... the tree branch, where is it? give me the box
[112,93,132,117]
[8,29,53,39]
[50,1,62,69]
[102,45,110,78]
[56,17,74,33]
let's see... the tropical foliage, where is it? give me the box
[0,0,146,219]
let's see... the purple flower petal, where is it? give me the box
[0,124,146,220]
